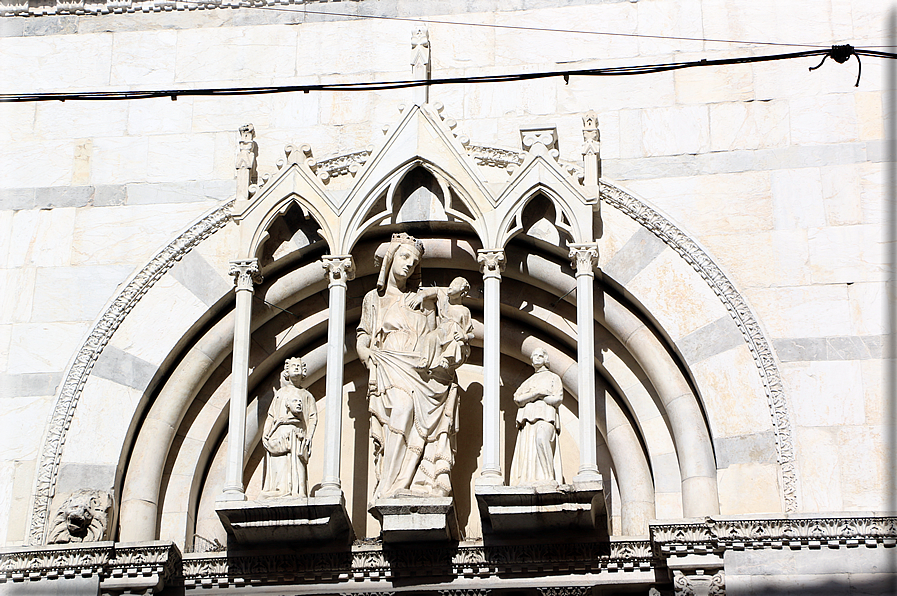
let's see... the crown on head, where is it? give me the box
[392,232,425,256]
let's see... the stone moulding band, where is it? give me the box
[0,0,346,18]
[650,516,897,554]
[27,201,234,546]
[599,180,799,514]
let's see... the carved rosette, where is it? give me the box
[569,243,599,277]
[477,249,506,280]
[321,255,356,288]
[229,259,262,292]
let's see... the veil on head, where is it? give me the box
[375,232,424,295]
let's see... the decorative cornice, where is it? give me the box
[28,201,234,546]
[178,540,654,588]
[0,542,180,588]
[650,516,897,556]
[600,180,799,513]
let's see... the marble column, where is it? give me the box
[220,258,262,501]
[569,243,602,484]
[318,255,356,496]
[476,248,506,485]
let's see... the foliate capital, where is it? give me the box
[477,249,506,279]
[322,255,356,287]
[569,243,599,276]
[229,258,262,291]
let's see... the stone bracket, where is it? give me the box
[215,494,354,545]
[369,497,459,543]
[475,483,606,537]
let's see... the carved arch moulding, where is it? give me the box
[28,104,797,544]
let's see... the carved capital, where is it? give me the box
[229,259,262,292]
[673,570,725,596]
[322,255,356,287]
[477,249,506,279]
[236,123,255,171]
[569,243,599,277]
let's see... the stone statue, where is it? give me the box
[47,489,112,544]
[510,348,564,487]
[260,357,318,499]
[357,233,469,500]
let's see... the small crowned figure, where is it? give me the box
[510,347,564,488]
[260,357,318,499]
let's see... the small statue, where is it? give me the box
[417,276,475,372]
[260,357,318,499]
[510,348,564,487]
[47,489,112,544]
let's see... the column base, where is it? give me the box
[216,489,247,502]
[475,471,504,487]
[572,470,604,491]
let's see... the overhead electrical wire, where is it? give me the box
[0,44,888,103]
[243,3,832,49]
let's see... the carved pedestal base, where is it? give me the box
[475,482,606,536]
[215,494,354,545]
[369,497,459,543]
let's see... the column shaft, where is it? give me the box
[319,256,355,496]
[477,249,505,485]
[220,259,261,501]
[570,244,602,484]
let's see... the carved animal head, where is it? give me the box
[47,489,111,544]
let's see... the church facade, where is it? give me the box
[0,1,893,594]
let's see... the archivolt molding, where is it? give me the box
[599,180,798,514]
[27,201,234,546]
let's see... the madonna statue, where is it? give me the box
[356,233,470,500]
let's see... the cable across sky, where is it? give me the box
[0,45,886,103]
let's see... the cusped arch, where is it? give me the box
[342,157,488,254]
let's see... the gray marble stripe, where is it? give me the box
[774,335,883,362]
[714,431,777,469]
[604,142,872,181]
[0,372,62,398]
[676,315,744,364]
[91,345,157,391]
[603,227,666,286]
[170,249,233,308]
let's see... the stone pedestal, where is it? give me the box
[369,497,459,543]
[215,494,354,545]
[475,481,606,536]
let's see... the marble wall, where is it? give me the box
[0,0,889,550]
